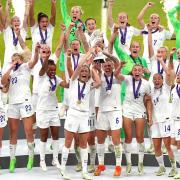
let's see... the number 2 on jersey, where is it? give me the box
[0,115,5,123]
[11,77,17,84]
[25,105,32,112]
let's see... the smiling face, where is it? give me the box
[86,18,96,34]
[47,64,56,79]
[102,60,113,76]
[130,42,141,58]
[79,65,90,82]
[157,47,167,60]
[149,14,160,29]
[132,65,143,81]
[11,16,21,30]
[40,45,51,60]
[118,12,128,28]
[71,40,80,55]
[39,17,49,31]
[71,6,82,22]
[153,73,163,89]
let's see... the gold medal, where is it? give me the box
[169,96,172,103]
[77,100,82,104]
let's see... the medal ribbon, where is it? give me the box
[49,77,57,91]
[176,64,180,75]
[141,28,159,34]
[157,60,166,74]
[39,26,47,44]
[119,27,127,45]
[130,55,143,65]
[40,58,43,65]
[14,63,21,71]
[72,54,80,71]
[132,78,142,99]
[176,84,180,98]
[104,73,113,91]
[12,28,18,46]
[78,80,86,101]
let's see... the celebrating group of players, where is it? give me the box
[0,0,180,179]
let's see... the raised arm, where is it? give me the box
[158,57,173,86]
[50,0,56,26]
[4,0,11,29]
[54,24,67,58]
[76,23,89,53]
[168,47,176,70]
[66,49,73,78]
[1,63,15,86]
[108,24,118,53]
[91,68,101,88]
[23,0,30,30]
[29,0,35,27]
[113,62,125,81]
[0,3,5,31]
[60,0,71,27]
[107,0,114,29]
[137,2,154,29]
[15,28,27,50]
[147,24,154,58]
[71,48,96,81]
[28,43,39,69]
[168,5,180,32]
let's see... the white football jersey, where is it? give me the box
[8,63,32,104]
[123,75,151,114]
[149,55,168,81]
[142,25,173,64]
[98,73,121,112]
[32,53,58,94]
[151,82,171,123]
[171,84,180,120]
[3,26,26,65]
[116,26,141,55]
[36,74,62,111]
[68,78,93,112]
[31,23,54,54]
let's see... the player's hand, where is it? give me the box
[170,47,176,56]
[146,23,152,31]
[60,24,66,32]
[51,0,56,4]
[35,42,41,53]
[69,22,75,30]
[66,49,72,57]
[146,2,154,8]
[77,22,83,30]
[113,24,119,33]
[147,119,153,126]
